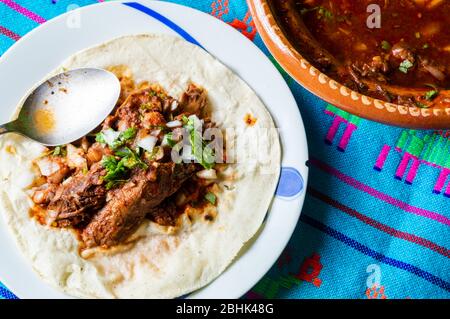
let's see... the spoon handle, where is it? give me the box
[0,122,13,136]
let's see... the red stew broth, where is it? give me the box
[289,0,450,89]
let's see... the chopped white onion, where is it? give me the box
[171,100,179,111]
[137,135,157,152]
[161,136,169,147]
[102,129,120,145]
[117,122,128,132]
[196,169,217,180]
[66,144,87,169]
[150,129,161,137]
[36,158,61,176]
[62,176,73,186]
[166,120,182,128]
[47,210,58,219]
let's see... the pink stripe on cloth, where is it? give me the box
[309,157,450,226]
[0,0,46,24]
[374,145,391,170]
[0,25,20,41]
[309,187,450,258]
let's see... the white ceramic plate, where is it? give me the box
[0,0,308,299]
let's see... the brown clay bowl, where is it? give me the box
[247,0,450,129]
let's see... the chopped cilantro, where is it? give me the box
[381,40,391,51]
[415,101,429,109]
[424,90,439,101]
[181,115,190,125]
[52,145,66,157]
[102,155,118,171]
[102,156,127,189]
[120,127,137,141]
[163,132,177,147]
[399,60,414,74]
[202,144,215,169]
[204,192,216,205]
[184,116,215,170]
[300,6,333,21]
[115,147,148,170]
[82,166,89,175]
[140,103,152,110]
[101,147,147,190]
[95,133,106,144]
[317,6,333,21]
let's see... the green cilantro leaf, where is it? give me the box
[381,40,391,51]
[102,156,127,189]
[415,101,429,109]
[399,60,414,74]
[101,147,147,190]
[204,192,216,205]
[185,116,215,170]
[202,144,215,169]
[120,127,137,141]
[163,132,177,147]
[181,115,190,125]
[140,103,152,110]
[424,90,439,101]
[102,155,119,171]
[115,147,148,170]
[52,146,66,157]
[95,132,106,144]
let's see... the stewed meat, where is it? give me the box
[82,163,197,248]
[48,163,107,227]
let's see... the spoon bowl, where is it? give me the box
[0,68,120,146]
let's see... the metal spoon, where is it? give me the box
[0,68,120,146]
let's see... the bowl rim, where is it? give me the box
[247,0,450,129]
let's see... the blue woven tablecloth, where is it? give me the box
[1,0,449,299]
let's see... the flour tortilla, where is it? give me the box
[0,34,280,298]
